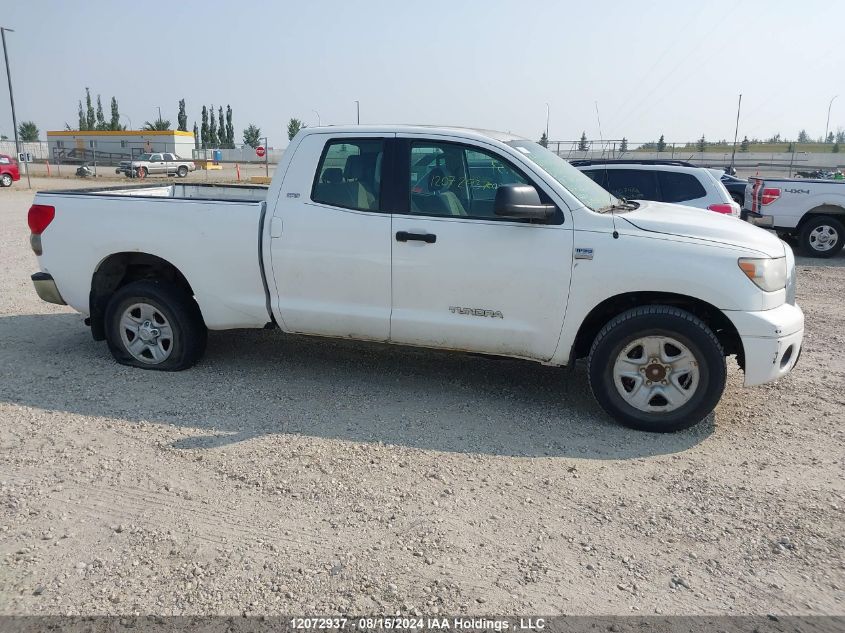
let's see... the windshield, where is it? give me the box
[136,154,152,161]
[505,140,619,212]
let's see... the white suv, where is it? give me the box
[573,160,741,216]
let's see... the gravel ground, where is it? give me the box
[0,179,843,616]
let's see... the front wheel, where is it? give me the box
[588,306,726,432]
[798,216,844,258]
[137,167,147,179]
[104,280,207,371]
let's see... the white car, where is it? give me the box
[574,160,741,216]
[28,126,801,433]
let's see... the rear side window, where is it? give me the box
[657,171,707,202]
[605,169,659,201]
[312,139,384,211]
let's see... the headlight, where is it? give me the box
[738,257,787,292]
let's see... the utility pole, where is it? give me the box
[156,106,162,124]
[1,27,30,188]
[825,95,838,144]
[263,136,268,177]
[729,93,742,174]
[545,102,550,142]
[355,100,360,124]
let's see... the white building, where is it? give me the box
[46,130,195,163]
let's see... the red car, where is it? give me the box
[0,154,21,187]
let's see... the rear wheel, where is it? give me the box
[177,165,188,178]
[0,173,12,187]
[798,216,844,258]
[104,280,206,371]
[588,306,726,432]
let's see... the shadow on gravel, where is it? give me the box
[0,313,714,459]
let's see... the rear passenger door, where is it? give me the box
[655,170,707,205]
[604,169,660,202]
[268,133,394,341]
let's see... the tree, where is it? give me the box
[826,132,835,144]
[177,99,188,132]
[193,122,199,150]
[767,133,781,143]
[538,131,548,148]
[243,124,261,148]
[619,137,628,152]
[696,135,706,152]
[142,119,171,131]
[110,97,121,130]
[218,106,226,147]
[578,131,588,151]
[85,87,95,130]
[209,105,217,147]
[287,118,306,141]
[833,142,840,154]
[797,129,809,143]
[95,95,107,130]
[78,100,87,131]
[18,121,39,142]
[201,106,209,149]
[787,141,795,153]
[656,134,666,152]
[836,130,845,144]
[225,105,234,146]
[740,135,749,152]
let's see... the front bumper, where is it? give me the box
[31,272,66,305]
[725,303,804,386]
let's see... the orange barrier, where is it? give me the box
[236,164,240,181]
[46,161,51,177]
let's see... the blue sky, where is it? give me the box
[3,0,844,146]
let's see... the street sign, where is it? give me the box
[255,146,266,158]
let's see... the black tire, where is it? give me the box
[104,280,206,371]
[177,165,188,178]
[587,305,726,433]
[0,173,12,187]
[798,215,845,258]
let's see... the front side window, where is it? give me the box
[409,142,528,219]
[605,169,659,201]
[657,171,707,202]
[312,139,383,211]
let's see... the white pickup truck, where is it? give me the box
[28,126,803,432]
[744,176,845,257]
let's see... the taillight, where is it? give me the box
[707,203,734,215]
[761,188,781,206]
[28,204,55,234]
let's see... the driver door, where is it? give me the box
[389,136,574,361]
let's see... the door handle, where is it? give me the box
[396,231,436,244]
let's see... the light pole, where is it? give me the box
[825,95,838,144]
[729,93,742,174]
[545,102,550,142]
[156,106,162,123]
[354,100,360,124]
[1,26,29,188]
[313,109,321,127]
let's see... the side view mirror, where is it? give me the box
[494,185,556,220]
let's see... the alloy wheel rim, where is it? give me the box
[809,225,839,252]
[119,302,174,364]
[612,335,700,413]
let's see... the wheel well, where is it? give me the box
[89,253,194,341]
[571,292,743,367]
[797,205,845,229]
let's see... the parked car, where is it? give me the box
[743,176,845,257]
[116,153,195,178]
[572,160,741,216]
[28,126,802,433]
[720,173,748,207]
[0,153,21,187]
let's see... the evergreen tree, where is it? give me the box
[85,87,95,130]
[287,118,305,140]
[193,122,199,149]
[826,132,835,144]
[619,137,628,152]
[243,124,261,148]
[787,141,795,152]
[696,135,706,152]
[95,95,107,130]
[218,106,226,147]
[201,106,209,149]
[578,131,588,151]
[177,99,188,132]
[538,131,548,148]
[836,130,845,144]
[225,105,234,146]
[740,135,749,152]
[656,134,666,152]
[209,105,217,147]
[110,96,121,130]
[833,142,840,154]
[78,100,87,130]
[797,129,809,143]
